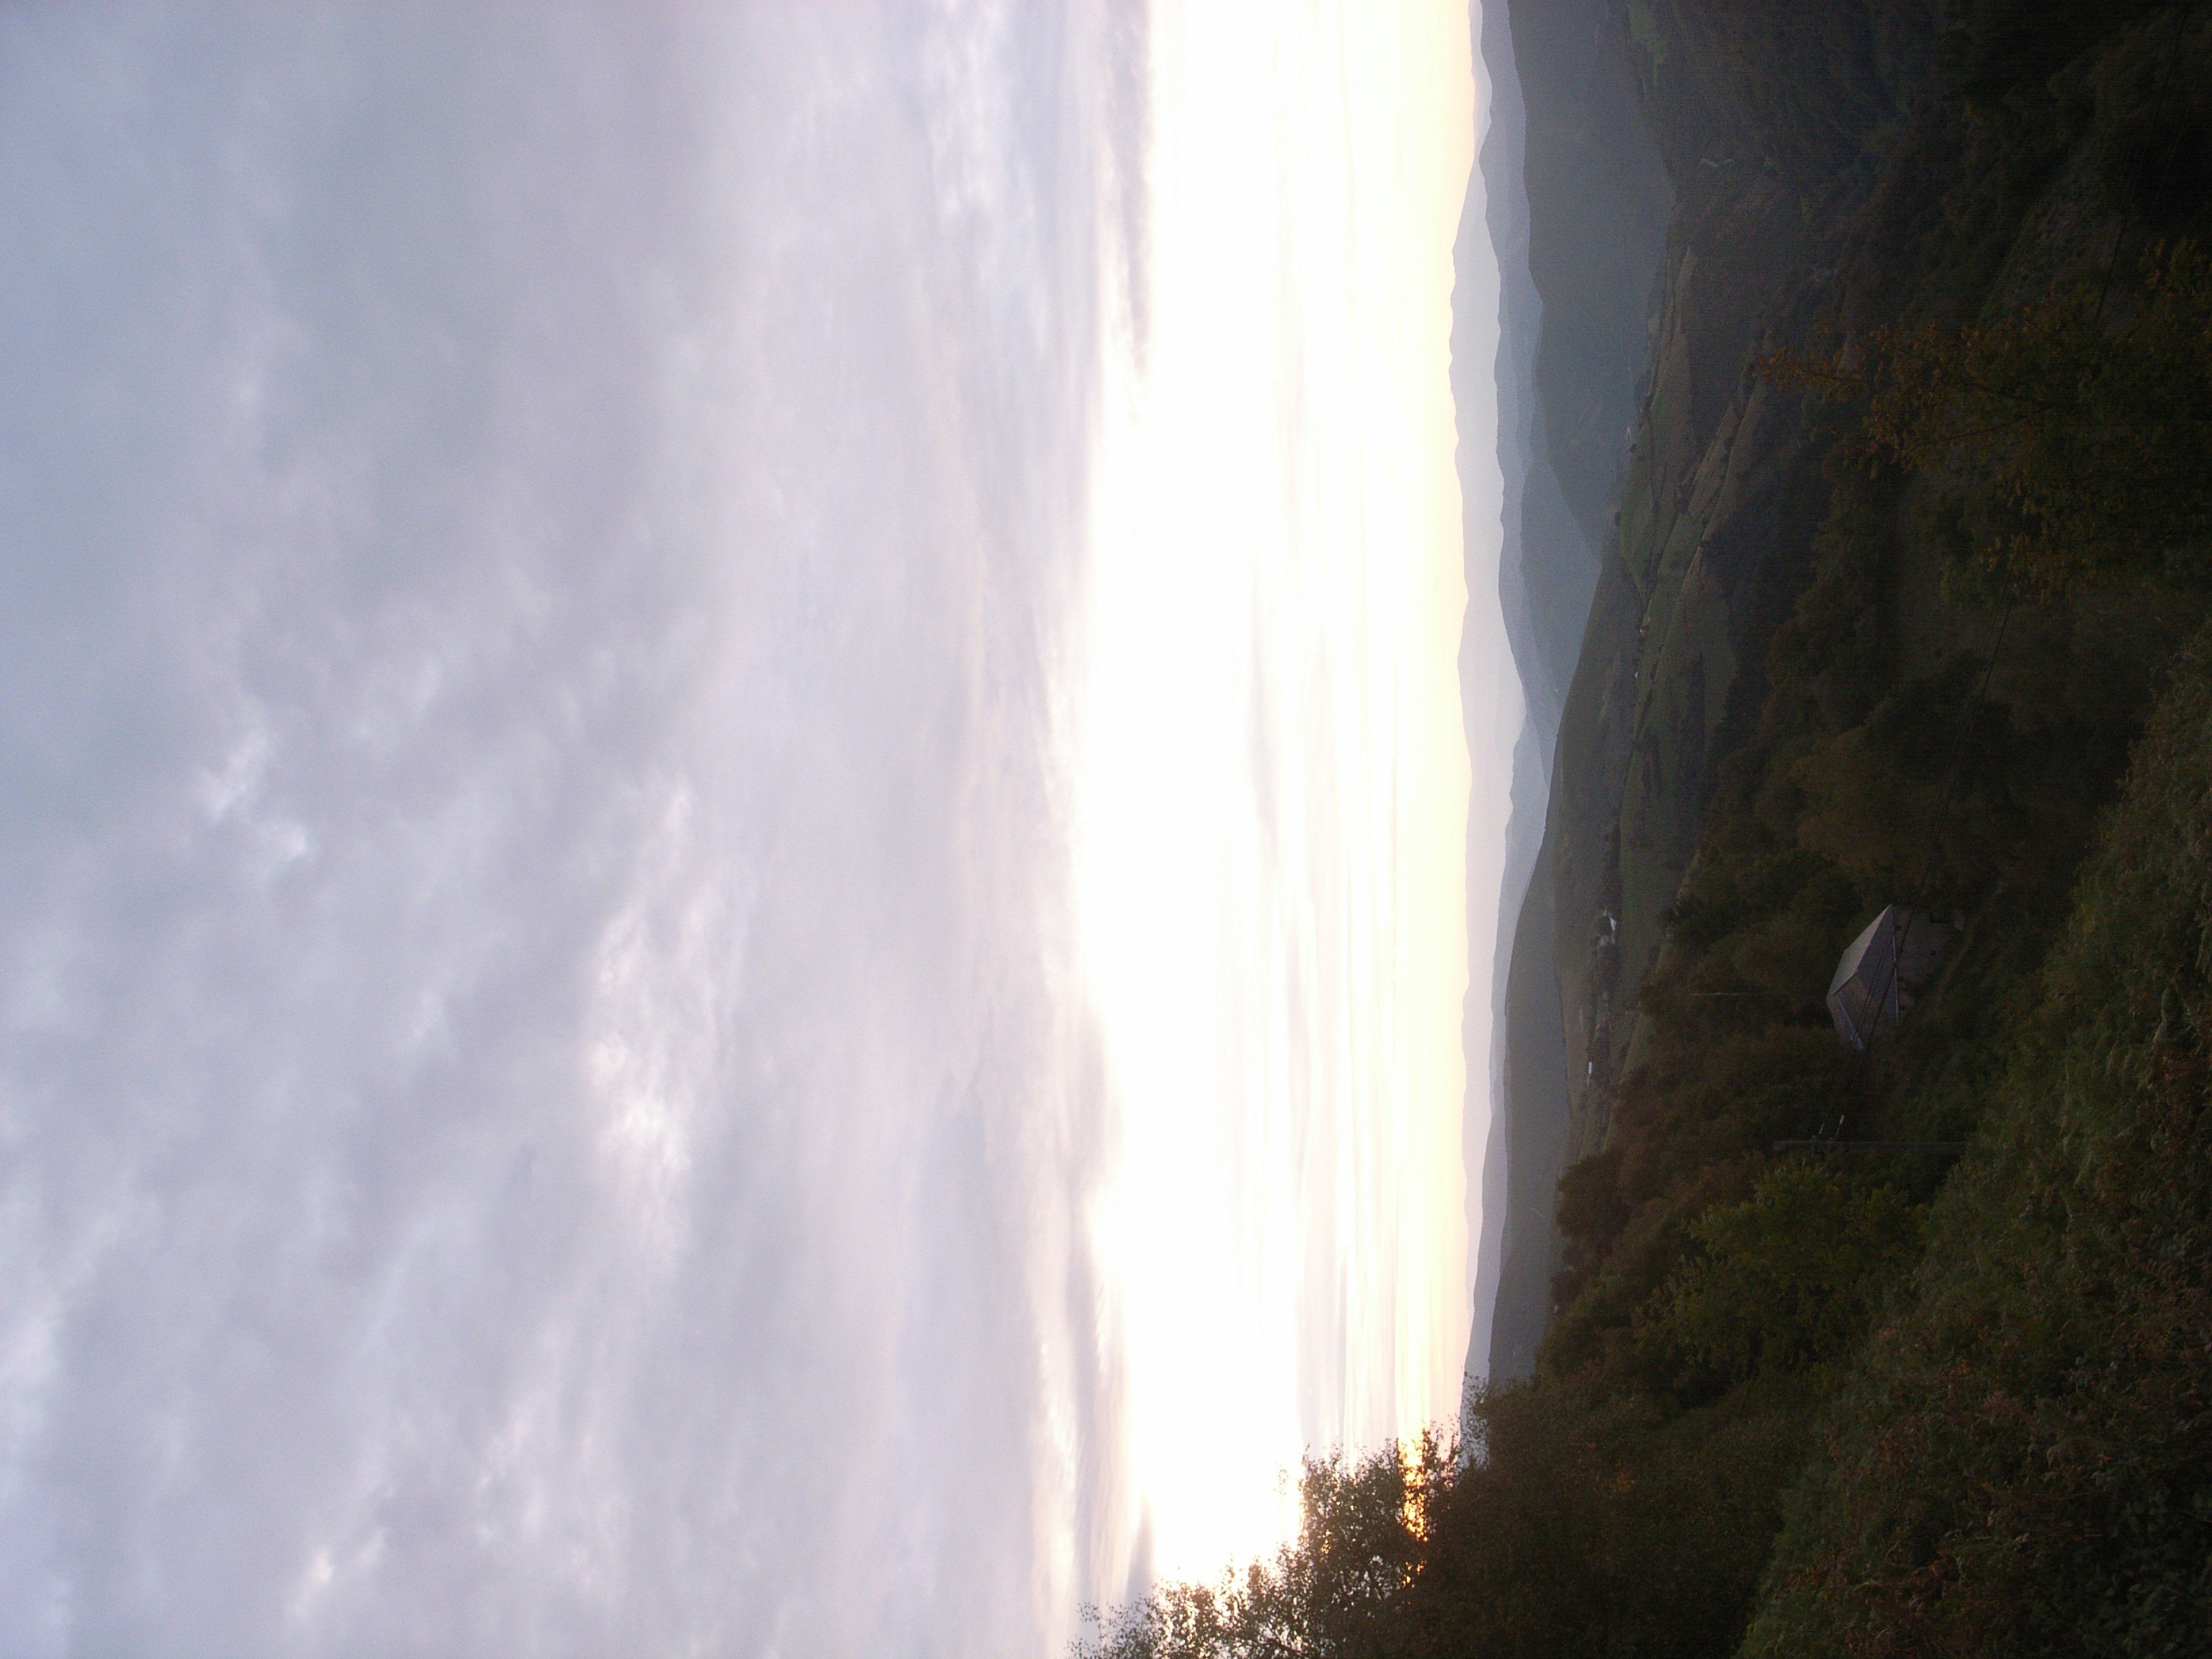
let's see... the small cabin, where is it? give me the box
[1827,906,1953,1050]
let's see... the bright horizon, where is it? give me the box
[1074,0,1485,1587]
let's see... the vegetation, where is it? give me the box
[1747,620,2212,1657]
[1760,244,2212,597]
[1080,1440,1446,1659]
[1081,3,2212,1654]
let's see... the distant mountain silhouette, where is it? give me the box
[1457,0,1668,1388]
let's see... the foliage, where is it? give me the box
[1081,1386,1810,1659]
[1643,0,1936,190]
[1941,0,2165,100]
[1744,623,2212,1657]
[2088,11,2212,222]
[1529,12,2212,1645]
[1656,1163,1919,1383]
[1404,1381,1808,1659]
[1077,1437,1448,1659]
[1787,658,2065,914]
[1528,4,2212,1649]
[1757,245,2212,597]
[1552,1145,1630,1252]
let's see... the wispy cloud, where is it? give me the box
[0,5,1138,1654]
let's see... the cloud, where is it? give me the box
[0,5,1139,1653]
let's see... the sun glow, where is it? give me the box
[1073,0,1478,1589]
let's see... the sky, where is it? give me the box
[0,4,1505,1655]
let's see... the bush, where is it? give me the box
[1656,1163,1920,1383]
[1745,624,2212,1658]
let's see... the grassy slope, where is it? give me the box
[1544,0,1933,1207]
[1747,627,2212,1656]
[1547,0,2212,1383]
[1521,2,2212,1652]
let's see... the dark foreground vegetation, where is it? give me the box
[1081,2,2212,1653]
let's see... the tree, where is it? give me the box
[1756,244,2212,596]
[1655,1162,1921,1383]
[1077,1436,1448,1659]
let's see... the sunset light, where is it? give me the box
[1071,0,1479,1586]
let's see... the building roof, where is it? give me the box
[1827,905,1953,1050]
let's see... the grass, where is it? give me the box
[1745,620,2212,1656]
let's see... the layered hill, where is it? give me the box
[1483,0,1964,1377]
[1459,0,1668,1385]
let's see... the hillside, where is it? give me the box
[1085,2,2212,1653]
[1510,0,1942,1372]
[1465,0,1669,1384]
